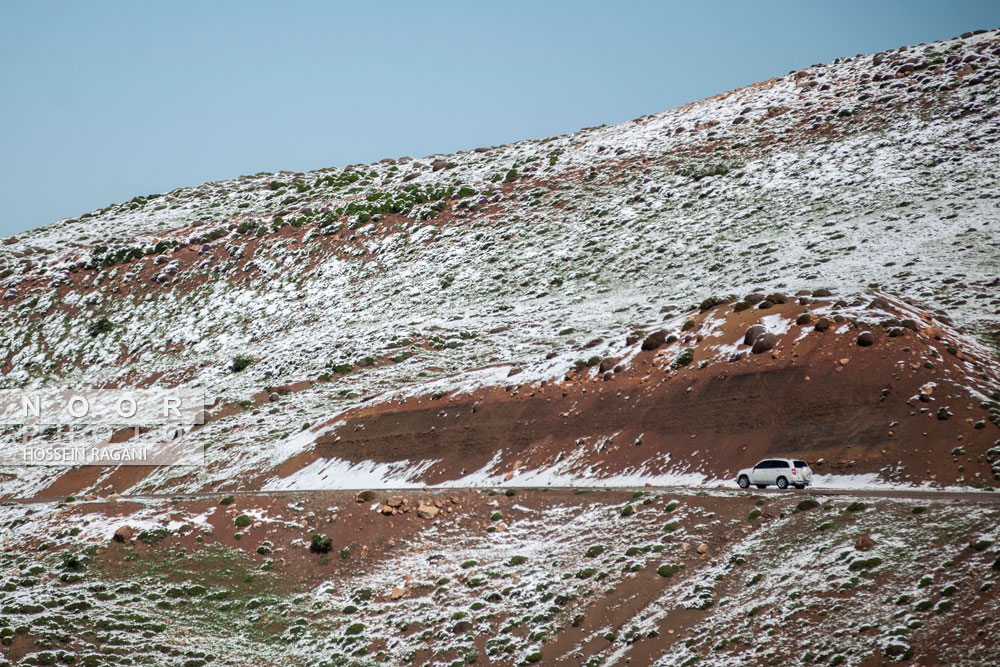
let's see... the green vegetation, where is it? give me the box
[309,532,333,554]
[231,355,255,372]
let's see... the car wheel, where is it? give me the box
[738,475,750,489]
[756,485,767,489]
[794,484,805,490]
[776,476,788,489]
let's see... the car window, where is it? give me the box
[793,460,808,468]
[776,460,790,468]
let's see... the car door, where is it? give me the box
[751,460,771,485]
[773,460,791,485]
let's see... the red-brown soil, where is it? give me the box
[275,297,1000,490]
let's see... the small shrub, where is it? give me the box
[345,622,364,635]
[620,505,635,517]
[845,502,866,512]
[89,317,115,337]
[234,514,252,528]
[309,532,333,554]
[585,545,606,558]
[748,509,762,521]
[674,348,694,367]
[219,495,235,506]
[796,498,820,512]
[231,355,255,372]
[657,563,683,578]
[848,557,883,572]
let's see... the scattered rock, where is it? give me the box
[937,407,952,421]
[641,330,667,351]
[390,587,406,600]
[744,324,766,346]
[431,159,456,172]
[751,332,777,354]
[113,526,134,543]
[856,331,874,347]
[696,543,708,554]
[355,490,376,503]
[417,504,440,520]
[855,534,876,551]
[813,317,831,332]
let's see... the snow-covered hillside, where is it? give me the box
[0,29,999,498]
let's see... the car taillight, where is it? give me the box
[792,469,797,475]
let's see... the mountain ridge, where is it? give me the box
[1,28,999,499]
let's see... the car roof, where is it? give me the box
[758,458,808,464]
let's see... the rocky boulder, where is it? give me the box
[744,324,766,346]
[113,526,134,543]
[417,503,440,520]
[751,332,777,354]
[641,330,667,351]
[855,534,876,551]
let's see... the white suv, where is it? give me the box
[736,458,813,490]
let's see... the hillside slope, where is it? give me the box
[1,29,999,498]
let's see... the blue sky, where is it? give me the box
[2,1,998,237]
